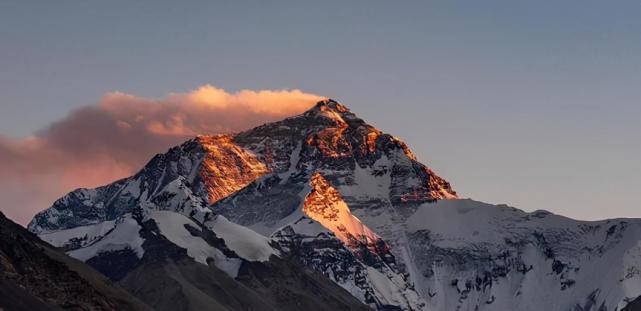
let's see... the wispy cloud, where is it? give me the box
[0,85,322,225]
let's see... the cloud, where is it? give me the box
[0,85,322,225]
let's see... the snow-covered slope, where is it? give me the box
[273,216,425,310]
[36,203,368,310]
[405,199,641,310]
[28,99,641,310]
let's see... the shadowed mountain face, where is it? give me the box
[0,211,150,311]
[623,296,641,311]
[26,100,641,310]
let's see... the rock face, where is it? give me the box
[0,211,150,311]
[197,135,270,204]
[28,99,641,310]
[302,172,384,252]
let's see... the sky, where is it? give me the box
[0,0,640,224]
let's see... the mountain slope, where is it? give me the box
[27,99,641,310]
[32,194,369,311]
[0,211,151,311]
[404,199,641,310]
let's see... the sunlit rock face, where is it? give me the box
[197,135,269,204]
[303,172,386,255]
[232,99,457,203]
[28,135,267,233]
[281,172,428,311]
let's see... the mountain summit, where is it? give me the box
[28,100,641,310]
[29,99,456,234]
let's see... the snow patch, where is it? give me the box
[40,220,116,248]
[278,141,302,183]
[208,215,278,262]
[68,216,144,261]
[367,267,412,307]
[150,211,242,277]
[339,156,391,200]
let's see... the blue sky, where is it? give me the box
[1,0,640,220]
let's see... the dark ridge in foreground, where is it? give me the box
[0,211,151,311]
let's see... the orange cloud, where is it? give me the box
[0,85,322,225]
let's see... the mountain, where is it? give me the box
[0,211,151,311]
[87,209,369,311]
[28,100,641,310]
[27,196,368,311]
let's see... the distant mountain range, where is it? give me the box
[7,100,640,310]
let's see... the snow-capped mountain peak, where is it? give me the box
[27,99,641,310]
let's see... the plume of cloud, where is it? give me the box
[0,85,322,225]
